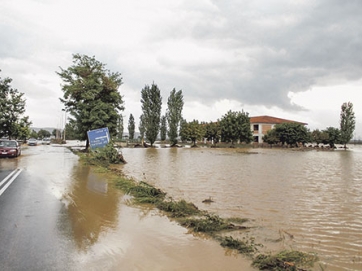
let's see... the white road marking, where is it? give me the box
[0,168,23,196]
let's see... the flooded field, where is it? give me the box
[118,145,362,271]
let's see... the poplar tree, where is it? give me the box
[140,83,162,146]
[166,89,184,146]
[57,54,124,149]
[139,114,145,143]
[128,114,135,140]
[340,101,355,149]
[160,115,167,141]
[117,114,124,140]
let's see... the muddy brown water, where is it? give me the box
[1,144,254,270]
[117,145,362,271]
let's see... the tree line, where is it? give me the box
[1,55,357,150]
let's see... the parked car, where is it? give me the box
[27,138,38,146]
[0,140,21,158]
[42,138,51,145]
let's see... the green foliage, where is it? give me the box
[219,110,253,145]
[204,121,221,143]
[85,142,124,167]
[166,88,184,146]
[263,128,280,145]
[65,120,78,140]
[323,127,341,148]
[311,129,328,146]
[139,114,145,141]
[340,101,356,148]
[252,250,318,271]
[30,130,38,139]
[180,214,242,233]
[274,122,310,147]
[160,115,167,141]
[57,54,124,149]
[117,114,124,140]
[141,83,162,146]
[37,129,51,139]
[128,114,135,140]
[179,119,205,146]
[128,181,166,204]
[0,71,32,139]
[157,199,200,217]
[220,236,259,254]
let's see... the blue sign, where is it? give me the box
[87,127,110,149]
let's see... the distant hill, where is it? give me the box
[31,127,57,133]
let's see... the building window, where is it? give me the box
[253,124,259,131]
[254,136,259,142]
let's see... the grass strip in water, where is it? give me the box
[252,250,319,271]
[156,199,201,217]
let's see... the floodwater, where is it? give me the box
[118,145,362,271]
[1,143,254,270]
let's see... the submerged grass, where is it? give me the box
[252,250,319,271]
[75,150,320,271]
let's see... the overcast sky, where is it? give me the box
[1,0,361,138]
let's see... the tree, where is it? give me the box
[140,82,162,146]
[204,121,221,144]
[128,114,135,140]
[219,110,253,145]
[117,114,124,141]
[64,121,78,140]
[340,101,356,148]
[160,115,167,141]
[38,129,51,139]
[323,127,341,148]
[179,119,205,147]
[57,54,124,149]
[139,114,146,143]
[263,128,279,145]
[274,122,310,147]
[0,70,32,139]
[166,89,184,146]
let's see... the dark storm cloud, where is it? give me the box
[158,0,362,111]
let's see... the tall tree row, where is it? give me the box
[128,114,135,140]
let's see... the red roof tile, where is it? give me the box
[250,115,307,125]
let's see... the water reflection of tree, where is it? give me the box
[66,165,120,250]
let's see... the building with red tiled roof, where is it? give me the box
[250,115,307,143]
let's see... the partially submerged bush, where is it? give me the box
[180,214,247,233]
[220,236,260,254]
[128,181,166,204]
[85,142,125,167]
[252,250,318,271]
[157,199,201,217]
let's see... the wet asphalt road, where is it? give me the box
[0,145,77,271]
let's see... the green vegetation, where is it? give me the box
[252,250,318,271]
[340,101,356,149]
[179,119,205,147]
[166,88,184,146]
[157,199,200,217]
[128,114,135,140]
[141,83,162,146]
[220,236,260,254]
[160,115,167,141]
[57,54,124,149]
[81,142,125,167]
[219,110,253,145]
[0,70,32,140]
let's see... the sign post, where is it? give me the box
[87,127,110,149]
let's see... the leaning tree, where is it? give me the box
[57,54,124,149]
